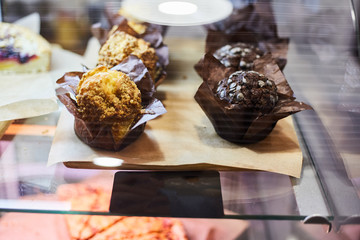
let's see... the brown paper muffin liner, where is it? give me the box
[194,53,312,144]
[56,56,166,151]
[203,3,289,73]
[91,14,169,87]
[106,7,168,39]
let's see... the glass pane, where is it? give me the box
[0,0,359,228]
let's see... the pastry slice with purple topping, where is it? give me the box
[0,22,51,74]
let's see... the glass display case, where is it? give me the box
[0,0,359,239]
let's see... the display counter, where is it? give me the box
[0,0,359,239]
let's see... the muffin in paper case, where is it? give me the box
[91,14,168,87]
[203,3,289,73]
[56,55,166,151]
[194,53,312,144]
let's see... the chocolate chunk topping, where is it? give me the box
[215,71,278,114]
[213,43,264,70]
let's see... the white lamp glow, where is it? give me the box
[158,1,198,15]
[122,0,233,26]
[93,157,124,167]
[0,200,71,211]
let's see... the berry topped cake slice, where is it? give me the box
[0,22,51,74]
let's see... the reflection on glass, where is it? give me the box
[93,157,124,167]
[158,1,198,15]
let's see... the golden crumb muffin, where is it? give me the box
[57,56,166,151]
[76,66,141,141]
[97,31,158,81]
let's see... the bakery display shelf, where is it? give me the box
[0,25,334,223]
[0,114,334,232]
[0,97,331,222]
[1,2,359,233]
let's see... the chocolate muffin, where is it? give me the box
[194,53,312,144]
[203,4,289,72]
[213,43,264,70]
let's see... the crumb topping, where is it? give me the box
[76,66,142,141]
[77,66,141,122]
[98,31,158,80]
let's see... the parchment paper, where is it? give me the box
[49,80,303,178]
[48,37,303,178]
[0,13,58,121]
[0,73,58,121]
[0,44,86,122]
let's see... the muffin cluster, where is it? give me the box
[191,3,314,144]
[56,9,170,151]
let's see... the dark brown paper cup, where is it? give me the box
[56,56,166,151]
[74,118,146,151]
[204,3,289,71]
[194,53,312,144]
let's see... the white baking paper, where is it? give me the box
[0,13,86,121]
[48,37,303,178]
[0,73,58,121]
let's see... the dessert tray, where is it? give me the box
[48,38,303,178]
